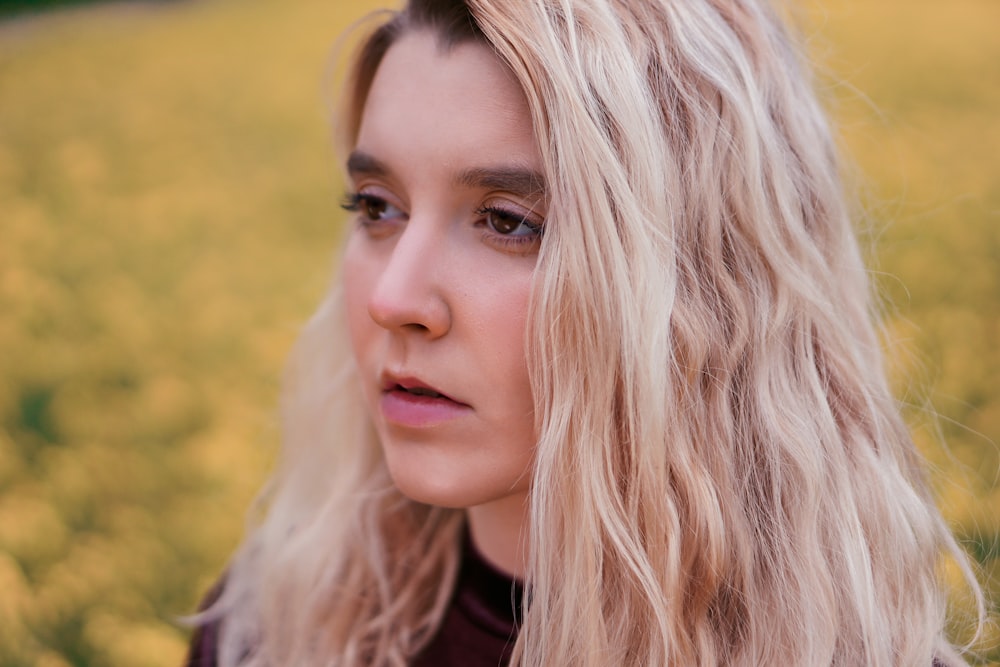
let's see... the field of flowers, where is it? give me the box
[1,0,997,664]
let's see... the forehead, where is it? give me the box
[355,30,540,180]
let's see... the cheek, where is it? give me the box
[479,276,535,413]
[342,241,376,361]
[509,283,537,442]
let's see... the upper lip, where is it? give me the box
[380,371,466,405]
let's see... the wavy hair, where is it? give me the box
[208,0,983,664]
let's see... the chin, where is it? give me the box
[388,466,488,509]
[384,458,525,511]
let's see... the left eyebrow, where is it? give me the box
[346,150,390,179]
[455,166,547,199]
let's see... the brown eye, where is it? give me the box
[362,197,387,221]
[478,206,543,240]
[488,211,521,234]
[341,192,403,223]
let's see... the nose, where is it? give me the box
[366,219,451,338]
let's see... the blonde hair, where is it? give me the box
[208,1,982,664]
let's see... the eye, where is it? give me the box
[341,192,405,223]
[477,205,544,239]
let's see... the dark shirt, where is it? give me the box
[185,577,224,667]
[412,534,523,666]
[184,535,523,667]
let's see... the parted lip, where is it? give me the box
[379,371,468,405]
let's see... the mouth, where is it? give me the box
[390,383,448,400]
[379,374,470,427]
[381,374,467,405]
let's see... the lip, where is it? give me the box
[379,373,471,427]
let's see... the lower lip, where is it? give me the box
[380,390,470,427]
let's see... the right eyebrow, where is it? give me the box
[455,166,547,199]
[346,150,390,179]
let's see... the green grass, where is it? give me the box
[1,0,997,664]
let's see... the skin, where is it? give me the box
[341,30,546,577]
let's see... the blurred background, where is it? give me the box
[0,0,996,664]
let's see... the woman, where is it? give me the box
[188,0,983,664]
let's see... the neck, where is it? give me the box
[465,491,529,579]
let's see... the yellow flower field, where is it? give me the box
[0,0,997,664]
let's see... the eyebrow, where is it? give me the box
[346,150,390,179]
[455,166,546,198]
[346,149,546,199]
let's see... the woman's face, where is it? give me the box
[342,30,544,514]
